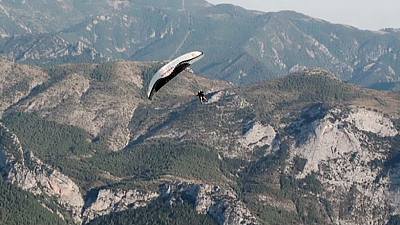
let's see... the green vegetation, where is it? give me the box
[240,73,364,124]
[0,179,68,225]
[0,79,30,100]
[320,198,334,220]
[2,112,226,188]
[46,64,93,80]
[0,124,23,163]
[234,141,331,225]
[387,215,400,225]
[301,173,323,194]
[279,175,328,225]
[275,74,360,101]
[294,197,328,225]
[88,198,217,225]
[90,140,225,182]
[379,135,400,186]
[238,142,289,195]
[90,62,114,82]
[2,112,107,188]
[279,174,323,197]
[3,112,97,162]
[293,156,307,172]
[394,119,400,133]
[249,203,298,225]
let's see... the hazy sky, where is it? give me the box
[207,0,400,30]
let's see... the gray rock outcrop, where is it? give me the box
[286,106,399,225]
[82,188,159,223]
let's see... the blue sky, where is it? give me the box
[207,0,400,30]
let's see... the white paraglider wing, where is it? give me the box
[147,51,204,99]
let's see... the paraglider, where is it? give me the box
[196,90,208,104]
[147,51,204,100]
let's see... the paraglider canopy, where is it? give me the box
[147,51,204,100]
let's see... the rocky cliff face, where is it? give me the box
[161,182,258,225]
[132,89,277,159]
[0,122,84,223]
[0,59,241,224]
[0,123,258,224]
[284,105,399,225]
[1,62,400,225]
[82,188,159,223]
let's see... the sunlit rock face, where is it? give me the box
[287,106,399,225]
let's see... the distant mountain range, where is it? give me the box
[0,0,399,89]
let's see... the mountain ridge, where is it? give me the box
[0,0,399,89]
[1,59,399,225]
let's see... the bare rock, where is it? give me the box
[257,194,297,213]
[0,59,48,115]
[164,182,258,225]
[239,121,276,153]
[83,189,159,223]
[345,108,398,137]
[17,73,90,113]
[14,64,142,151]
[7,154,85,223]
[0,123,84,224]
[287,106,395,225]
